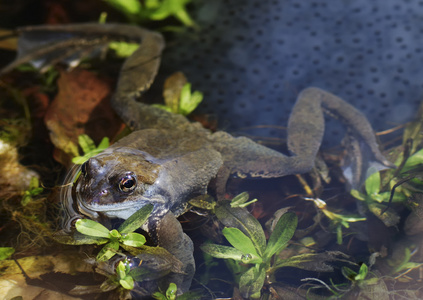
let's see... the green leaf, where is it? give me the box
[350,189,366,201]
[222,227,260,258]
[403,148,423,169]
[109,41,139,58]
[148,0,195,27]
[342,266,358,281]
[104,0,142,16]
[78,134,96,154]
[152,292,167,300]
[0,247,14,260]
[166,282,177,300]
[96,240,119,261]
[97,137,110,151]
[178,83,203,115]
[215,202,266,256]
[121,232,146,247]
[230,192,258,208]
[239,265,266,299]
[200,243,245,261]
[118,204,154,234]
[75,219,110,238]
[72,136,110,165]
[117,260,127,279]
[188,195,216,210]
[368,203,400,227]
[151,104,173,113]
[119,275,134,290]
[355,263,368,281]
[109,229,121,239]
[272,253,317,270]
[264,212,297,260]
[365,171,381,195]
[54,231,109,245]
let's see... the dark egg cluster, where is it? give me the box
[163,0,423,143]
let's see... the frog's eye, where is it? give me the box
[119,174,137,193]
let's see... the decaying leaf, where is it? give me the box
[44,68,124,166]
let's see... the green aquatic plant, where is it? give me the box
[0,247,14,260]
[201,193,298,299]
[305,197,366,245]
[350,147,423,227]
[61,204,153,262]
[342,263,369,283]
[104,0,196,27]
[153,282,177,300]
[115,259,135,290]
[388,246,423,276]
[153,82,204,116]
[72,134,110,165]
[21,176,43,206]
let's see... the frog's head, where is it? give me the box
[62,147,169,228]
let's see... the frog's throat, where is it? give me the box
[76,191,167,220]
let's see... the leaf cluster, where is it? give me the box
[104,0,196,27]
[201,193,298,299]
[74,204,153,262]
[154,81,203,116]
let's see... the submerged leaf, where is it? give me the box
[118,204,154,234]
[200,243,245,261]
[121,233,146,247]
[264,212,297,260]
[119,276,134,290]
[365,171,381,196]
[223,227,260,258]
[96,240,119,261]
[239,265,266,299]
[368,203,400,227]
[178,83,203,115]
[75,219,110,238]
[215,201,266,256]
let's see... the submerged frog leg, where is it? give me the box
[153,211,195,294]
[210,87,392,189]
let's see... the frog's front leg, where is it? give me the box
[211,87,392,189]
[151,211,195,295]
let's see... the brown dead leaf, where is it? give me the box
[44,68,124,166]
[163,71,187,113]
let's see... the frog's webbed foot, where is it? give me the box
[211,87,392,189]
[1,24,159,74]
[152,211,195,295]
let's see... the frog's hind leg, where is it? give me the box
[288,87,393,187]
[288,87,391,168]
[211,87,392,191]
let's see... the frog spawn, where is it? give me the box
[163,0,423,143]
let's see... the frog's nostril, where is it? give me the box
[81,161,88,175]
[83,158,102,176]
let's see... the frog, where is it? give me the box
[2,23,393,296]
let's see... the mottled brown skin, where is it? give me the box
[3,24,392,295]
